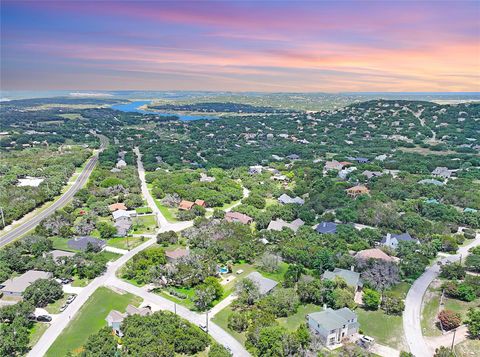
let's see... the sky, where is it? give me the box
[1,0,479,92]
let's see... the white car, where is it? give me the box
[358,335,375,347]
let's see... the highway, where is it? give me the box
[0,133,108,248]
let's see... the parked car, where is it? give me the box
[358,335,375,348]
[28,313,36,321]
[60,278,73,284]
[37,315,52,322]
[59,304,68,312]
[66,294,77,304]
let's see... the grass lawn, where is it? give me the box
[45,294,68,314]
[107,236,145,250]
[49,236,79,252]
[211,306,246,344]
[386,282,411,299]
[219,199,241,211]
[72,277,90,287]
[100,251,121,262]
[29,322,49,347]
[147,183,178,222]
[355,307,406,350]
[455,339,480,357]
[45,287,142,357]
[131,214,157,234]
[258,262,289,283]
[135,206,152,214]
[421,280,478,337]
[277,304,319,331]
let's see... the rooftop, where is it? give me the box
[322,268,362,288]
[0,270,52,294]
[308,307,357,330]
[246,272,278,295]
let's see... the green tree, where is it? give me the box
[97,221,117,239]
[362,288,380,310]
[80,327,117,356]
[465,308,480,338]
[23,279,63,307]
[208,342,232,357]
[236,277,261,305]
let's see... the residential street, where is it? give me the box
[29,148,250,357]
[403,232,480,356]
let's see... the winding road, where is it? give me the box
[0,133,108,248]
[29,147,250,357]
[403,232,480,356]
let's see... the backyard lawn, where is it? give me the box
[355,307,406,350]
[45,294,68,314]
[107,236,145,250]
[277,303,319,331]
[49,236,79,252]
[45,287,142,357]
[131,214,157,234]
[211,306,246,344]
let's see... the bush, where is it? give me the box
[464,228,476,239]
[465,308,480,338]
[440,262,466,280]
[362,288,380,310]
[228,311,249,332]
[381,294,405,315]
[438,310,461,331]
[156,231,178,246]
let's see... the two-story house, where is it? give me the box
[307,307,359,347]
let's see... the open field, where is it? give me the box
[356,307,406,350]
[45,287,142,357]
[107,236,145,250]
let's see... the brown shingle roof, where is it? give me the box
[225,211,253,224]
[355,248,395,262]
[109,202,127,212]
[178,200,195,210]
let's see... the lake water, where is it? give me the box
[110,101,218,121]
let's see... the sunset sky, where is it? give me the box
[1,0,479,92]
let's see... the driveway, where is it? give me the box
[403,233,480,356]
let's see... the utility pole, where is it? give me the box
[206,310,209,333]
[450,328,457,352]
[174,303,177,315]
[0,207,5,228]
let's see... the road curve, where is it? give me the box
[403,233,480,356]
[0,134,108,248]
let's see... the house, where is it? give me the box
[245,272,278,295]
[425,198,440,205]
[248,165,263,175]
[116,159,127,168]
[200,173,215,182]
[114,219,132,237]
[165,248,189,262]
[67,236,106,251]
[324,160,344,171]
[225,211,253,225]
[272,174,288,181]
[355,248,396,263]
[418,179,444,186]
[178,200,195,210]
[338,167,357,180]
[362,170,383,180]
[346,185,370,197]
[381,232,418,250]
[267,218,304,232]
[348,157,369,164]
[195,199,206,208]
[0,270,52,297]
[45,249,76,263]
[322,268,362,292]
[109,202,127,212]
[316,221,337,234]
[307,307,359,347]
[464,208,478,213]
[106,304,151,336]
[287,154,300,160]
[112,209,134,221]
[278,193,304,205]
[432,167,452,179]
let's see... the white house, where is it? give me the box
[307,307,359,347]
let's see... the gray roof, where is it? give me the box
[67,236,106,251]
[418,179,444,186]
[245,272,278,295]
[381,232,415,244]
[0,270,52,294]
[322,268,362,288]
[106,310,125,323]
[278,194,304,205]
[47,249,76,261]
[316,221,337,234]
[308,307,357,330]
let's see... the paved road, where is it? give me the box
[30,148,250,357]
[0,134,108,248]
[403,233,480,356]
